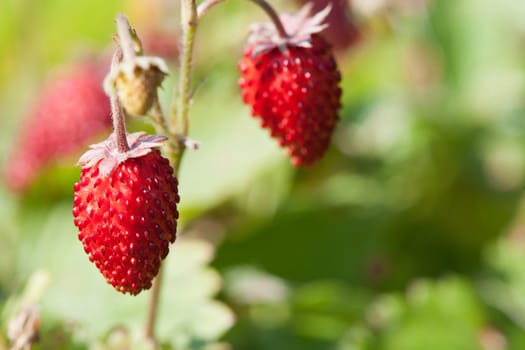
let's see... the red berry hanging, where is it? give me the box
[238,4,342,166]
[72,132,179,295]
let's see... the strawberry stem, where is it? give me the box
[115,14,137,61]
[197,0,289,40]
[145,265,164,344]
[249,0,289,39]
[174,0,198,140]
[149,97,181,160]
[109,49,130,153]
[197,0,226,19]
[111,96,130,153]
[145,0,198,343]
[168,0,198,174]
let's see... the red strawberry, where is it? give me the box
[238,4,342,166]
[4,62,111,192]
[295,0,360,50]
[72,132,179,295]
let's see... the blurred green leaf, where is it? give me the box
[371,277,485,350]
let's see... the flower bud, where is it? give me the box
[105,56,168,116]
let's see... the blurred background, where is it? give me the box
[1,0,525,349]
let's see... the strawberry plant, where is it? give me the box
[3,0,524,349]
[1,0,343,348]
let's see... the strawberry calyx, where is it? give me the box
[103,56,169,96]
[78,132,167,176]
[248,3,331,56]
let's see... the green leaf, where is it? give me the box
[380,277,484,350]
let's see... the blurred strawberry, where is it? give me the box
[4,62,111,192]
[296,0,360,50]
[140,29,179,61]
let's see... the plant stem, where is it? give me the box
[109,49,130,153]
[144,265,164,344]
[249,0,288,38]
[145,0,199,343]
[115,14,136,61]
[173,0,198,138]
[197,0,227,19]
[149,98,180,160]
[111,96,130,153]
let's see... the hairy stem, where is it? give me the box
[145,0,199,342]
[111,96,130,153]
[109,49,130,153]
[149,98,181,161]
[144,265,164,344]
[173,0,198,138]
[197,0,227,19]
[249,0,288,38]
[115,14,136,61]
[198,0,288,39]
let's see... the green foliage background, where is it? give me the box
[1,0,525,349]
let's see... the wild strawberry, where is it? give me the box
[295,0,360,50]
[238,4,342,166]
[4,62,111,192]
[72,132,179,295]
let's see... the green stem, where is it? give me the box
[149,98,180,162]
[173,0,198,138]
[145,0,198,343]
[144,265,164,344]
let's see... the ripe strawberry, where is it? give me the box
[238,4,342,166]
[72,132,179,295]
[4,62,111,192]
